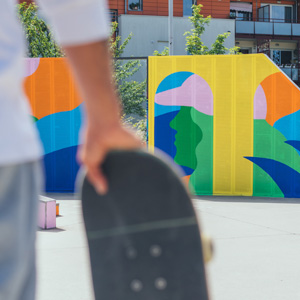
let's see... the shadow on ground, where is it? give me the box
[37,227,66,233]
[195,195,300,204]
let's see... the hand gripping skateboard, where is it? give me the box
[80,150,211,300]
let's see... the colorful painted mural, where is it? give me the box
[24,58,83,192]
[148,54,300,198]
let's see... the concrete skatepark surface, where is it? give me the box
[36,194,300,300]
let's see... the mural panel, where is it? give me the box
[24,58,82,192]
[148,54,300,198]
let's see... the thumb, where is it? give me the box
[86,164,108,195]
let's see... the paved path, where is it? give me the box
[36,194,300,300]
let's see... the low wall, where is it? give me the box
[26,54,300,197]
[148,54,300,198]
[25,58,82,192]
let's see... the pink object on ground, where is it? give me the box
[38,196,56,229]
[155,74,214,115]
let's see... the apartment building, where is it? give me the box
[232,0,300,84]
[108,0,300,84]
[19,0,300,83]
[108,0,235,57]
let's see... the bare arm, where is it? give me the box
[64,40,141,194]
[34,0,141,193]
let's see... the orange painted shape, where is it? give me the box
[182,175,191,187]
[261,72,300,126]
[24,58,83,120]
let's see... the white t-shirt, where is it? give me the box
[0,0,109,166]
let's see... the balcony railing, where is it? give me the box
[279,65,299,81]
[236,20,300,36]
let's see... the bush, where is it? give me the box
[17,2,63,57]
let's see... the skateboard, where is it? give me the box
[80,150,210,300]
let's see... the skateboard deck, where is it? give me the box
[80,150,210,300]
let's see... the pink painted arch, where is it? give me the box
[254,84,267,120]
[155,74,214,115]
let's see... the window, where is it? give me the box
[109,9,118,22]
[183,0,197,16]
[272,5,292,23]
[240,48,251,54]
[271,50,292,65]
[230,10,252,21]
[128,0,142,11]
[258,5,270,21]
[258,5,293,22]
[230,3,252,20]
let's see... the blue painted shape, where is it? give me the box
[155,103,180,117]
[156,72,194,94]
[43,145,80,192]
[155,112,194,176]
[273,109,300,149]
[36,105,82,155]
[285,140,300,152]
[245,156,300,198]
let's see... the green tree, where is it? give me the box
[184,4,211,55]
[110,22,147,118]
[17,2,63,57]
[208,32,240,55]
[153,47,169,56]
[185,4,240,55]
[18,4,146,119]
[153,4,239,56]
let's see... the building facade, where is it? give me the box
[108,0,235,57]
[19,0,300,84]
[109,0,300,84]
[234,1,300,84]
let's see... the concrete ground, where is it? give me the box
[36,194,300,300]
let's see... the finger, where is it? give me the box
[87,165,108,195]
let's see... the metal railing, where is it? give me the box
[236,20,300,36]
[256,18,297,23]
[279,65,299,81]
[233,17,297,23]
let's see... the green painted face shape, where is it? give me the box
[170,106,202,170]
[170,106,214,195]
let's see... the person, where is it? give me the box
[0,0,140,299]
